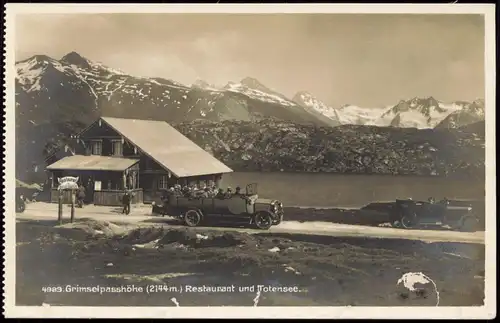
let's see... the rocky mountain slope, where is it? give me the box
[15,52,335,126]
[14,52,486,181]
[175,119,485,178]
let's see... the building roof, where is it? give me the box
[100,117,233,178]
[46,155,139,171]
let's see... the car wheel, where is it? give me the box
[254,212,273,230]
[392,220,402,228]
[460,216,478,232]
[401,214,415,229]
[184,209,202,227]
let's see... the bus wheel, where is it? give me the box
[184,209,202,227]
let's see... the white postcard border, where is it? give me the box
[2,3,496,319]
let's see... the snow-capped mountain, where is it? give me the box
[435,99,485,129]
[370,97,465,129]
[16,52,335,126]
[292,92,387,126]
[292,91,485,129]
[223,77,297,107]
[292,91,337,120]
[16,51,484,133]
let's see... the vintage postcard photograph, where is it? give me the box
[3,3,496,319]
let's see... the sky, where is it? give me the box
[15,13,485,108]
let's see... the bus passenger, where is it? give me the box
[225,187,233,199]
[234,186,243,197]
[215,188,225,199]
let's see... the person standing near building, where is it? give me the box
[122,191,131,215]
[76,184,86,208]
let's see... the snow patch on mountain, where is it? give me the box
[292,92,387,126]
[463,98,485,117]
[224,80,296,107]
[16,53,126,97]
[336,104,386,125]
[292,91,338,121]
[191,79,220,92]
[92,62,127,76]
[16,58,46,92]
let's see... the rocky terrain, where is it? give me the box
[14,52,486,182]
[175,119,485,178]
[16,218,485,307]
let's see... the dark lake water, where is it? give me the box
[221,172,485,207]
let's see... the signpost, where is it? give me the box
[57,176,79,224]
[58,193,63,225]
[70,192,75,223]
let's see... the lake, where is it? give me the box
[220,172,485,207]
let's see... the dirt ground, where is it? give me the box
[16,215,485,307]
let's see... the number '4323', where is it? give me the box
[42,286,63,293]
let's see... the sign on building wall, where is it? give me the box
[94,181,102,191]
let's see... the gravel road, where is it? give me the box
[17,202,484,244]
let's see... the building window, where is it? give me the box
[111,140,123,156]
[158,175,169,189]
[91,140,102,155]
